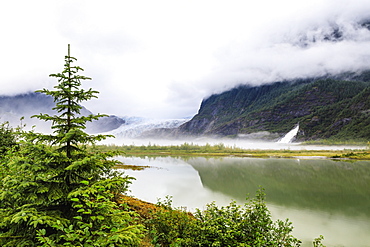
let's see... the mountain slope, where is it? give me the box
[177,75,370,141]
[0,93,124,133]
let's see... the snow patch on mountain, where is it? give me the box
[106,117,189,138]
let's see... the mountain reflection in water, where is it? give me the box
[188,157,370,216]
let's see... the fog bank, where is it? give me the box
[2,0,370,118]
[99,137,366,151]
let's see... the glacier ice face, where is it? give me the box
[105,117,189,138]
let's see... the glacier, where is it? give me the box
[105,116,189,138]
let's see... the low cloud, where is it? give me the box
[194,7,370,96]
[1,0,370,119]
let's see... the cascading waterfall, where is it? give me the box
[277,124,299,143]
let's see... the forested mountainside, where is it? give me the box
[0,93,124,133]
[177,73,370,141]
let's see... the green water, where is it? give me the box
[118,156,370,247]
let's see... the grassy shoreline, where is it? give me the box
[92,143,370,160]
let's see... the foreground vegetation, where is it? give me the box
[0,46,143,246]
[0,45,328,246]
[92,142,370,160]
[121,190,327,247]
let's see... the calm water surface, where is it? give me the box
[117,156,370,247]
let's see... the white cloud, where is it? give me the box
[1,0,370,118]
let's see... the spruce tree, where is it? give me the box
[0,45,143,246]
[0,122,17,156]
[34,44,108,158]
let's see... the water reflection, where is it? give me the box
[117,156,370,247]
[188,157,370,216]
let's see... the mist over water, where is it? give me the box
[99,136,365,151]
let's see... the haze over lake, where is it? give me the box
[101,136,366,151]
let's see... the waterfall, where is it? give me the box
[277,124,299,143]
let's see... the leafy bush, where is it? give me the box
[146,190,315,247]
[194,190,301,247]
[147,196,199,246]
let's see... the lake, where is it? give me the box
[117,156,370,247]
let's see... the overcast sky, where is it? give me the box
[2,0,370,119]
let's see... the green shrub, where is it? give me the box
[194,189,302,247]
[147,196,199,246]
[147,190,315,247]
